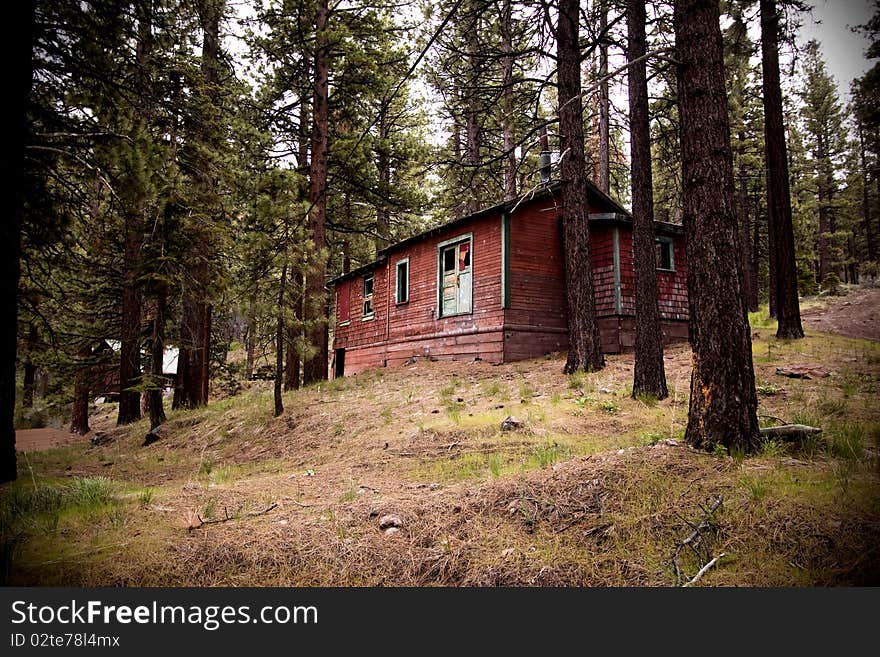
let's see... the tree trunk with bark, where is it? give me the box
[377,115,391,250]
[857,119,877,262]
[760,0,803,339]
[558,0,604,374]
[275,263,287,417]
[147,294,167,431]
[675,0,760,454]
[501,0,516,201]
[22,322,38,408]
[118,2,155,426]
[465,3,482,214]
[1,0,33,482]
[736,153,758,312]
[597,1,610,194]
[245,286,257,381]
[303,0,330,385]
[816,131,831,281]
[69,344,92,436]
[284,271,302,391]
[628,0,668,400]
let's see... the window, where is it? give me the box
[655,237,675,271]
[438,235,472,317]
[362,273,374,319]
[396,259,409,304]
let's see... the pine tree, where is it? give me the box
[628,0,667,400]
[799,40,848,284]
[557,0,604,375]
[760,0,803,338]
[675,0,760,454]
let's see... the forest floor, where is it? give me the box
[3,287,879,586]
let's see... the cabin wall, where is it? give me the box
[333,199,691,375]
[333,212,505,375]
[615,229,688,321]
[504,202,621,359]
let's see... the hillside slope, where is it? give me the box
[3,307,880,586]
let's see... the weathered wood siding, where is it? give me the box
[333,195,690,374]
[615,229,689,321]
[334,212,505,375]
[503,200,620,359]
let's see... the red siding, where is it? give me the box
[616,230,689,322]
[333,196,690,374]
[656,238,689,321]
[333,212,504,375]
[336,280,350,323]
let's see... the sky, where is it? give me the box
[797,0,875,101]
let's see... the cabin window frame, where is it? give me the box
[362,273,375,320]
[395,258,410,305]
[655,236,675,272]
[436,232,474,318]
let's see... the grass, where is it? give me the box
[4,312,879,587]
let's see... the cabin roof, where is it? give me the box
[328,180,679,286]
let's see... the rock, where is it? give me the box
[500,415,524,431]
[383,527,400,536]
[599,387,611,394]
[143,428,161,446]
[379,514,403,530]
[90,431,114,447]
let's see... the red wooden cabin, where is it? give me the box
[330,181,688,377]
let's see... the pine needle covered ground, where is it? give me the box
[3,291,879,586]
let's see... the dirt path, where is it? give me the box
[15,428,88,453]
[801,287,880,341]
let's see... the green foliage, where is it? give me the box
[821,272,842,295]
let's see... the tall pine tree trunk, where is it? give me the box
[377,115,391,249]
[857,120,877,262]
[179,0,224,408]
[1,0,34,481]
[736,139,758,312]
[303,0,330,385]
[675,0,760,454]
[760,0,803,339]
[501,0,516,201]
[275,264,287,417]
[285,62,310,391]
[817,132,831,281]
[147,294,167,431]
[465,2,482,214]
[597,1,610,194]
[628,0,667,400]
[22,322,38,408]
[245,286,257,381]
[558,0,604,374]
[284,272,302,391]
[70,345,92,436]
[118,2,155,426]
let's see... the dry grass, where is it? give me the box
[3,314,880,587]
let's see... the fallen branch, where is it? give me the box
[189,503,278,531]
[682,553,726,587]
[671,496,723,585]
[759,424,822,441]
